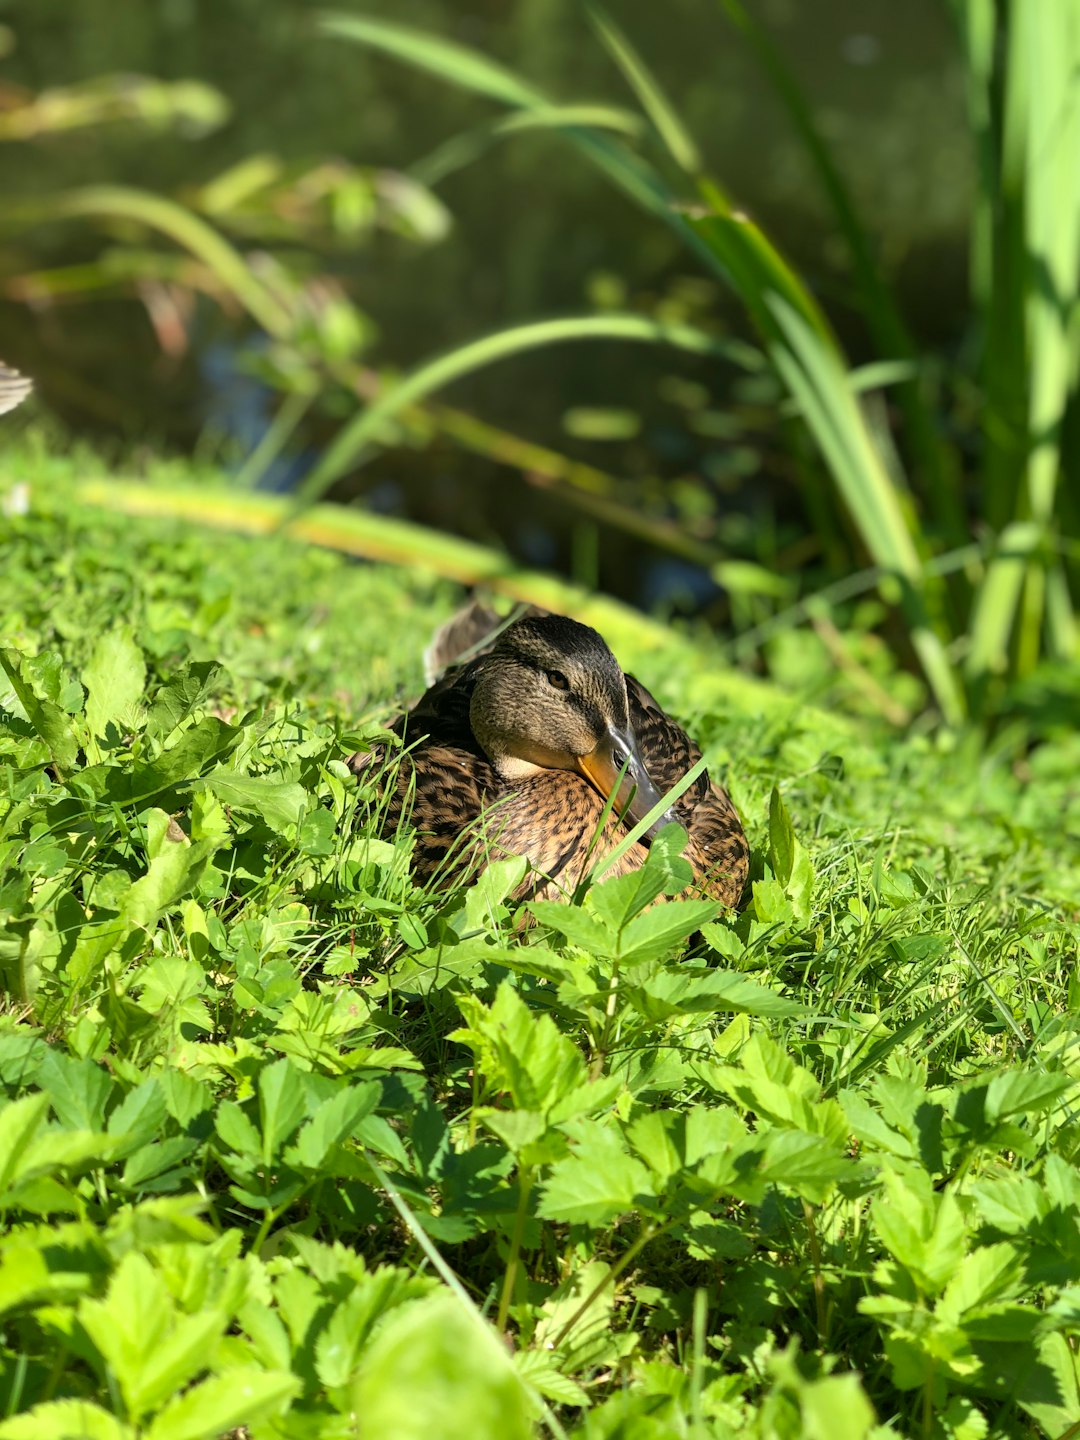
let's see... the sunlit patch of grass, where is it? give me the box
[1,484,1078,1436]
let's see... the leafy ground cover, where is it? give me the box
[1,464,1079,1439]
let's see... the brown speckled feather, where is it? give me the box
[625,675,748,906]
[354,606,748,907]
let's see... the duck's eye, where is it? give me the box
[545,669,570,691]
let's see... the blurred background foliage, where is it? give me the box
[1,0,1077,731]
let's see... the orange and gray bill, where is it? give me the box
[575,724,679,835]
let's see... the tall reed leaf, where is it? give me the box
[293,314,757,505]
[966,3,1080,685]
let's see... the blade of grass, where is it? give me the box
[318,12,547,108]
[294,313,758,505]
[588,755,709,884]
[4,186,293,338]
[586,2,702,175]
[718,0,963,539]
[763,297,964,722]
[967,2,1080,683]
[411,104,643,187]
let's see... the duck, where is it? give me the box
[352,603,748,907]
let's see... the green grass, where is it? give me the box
[1,457,1079,1439]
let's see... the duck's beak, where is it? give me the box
[575,726,679,836]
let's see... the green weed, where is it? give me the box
[0,480,1078,1437]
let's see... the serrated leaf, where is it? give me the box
[285,1081,378,1171]
[196,770,307,835]
[528,900,613,954]
[630,968,802,1021]
[0,649,78,771]
[757,1127,850,1203]
[351,1291,531,1440]
[107,1079,167,1157]
[0,1093,50,1196]
[538,1123,653,1226]
[454,982,587,1113]
[0,1399,131,1440]
[215,1101,262,1158]
[37,1051,113,1132]
[145,661,225,742]
[257,1057,307,1164]
[983,1069,1075,1124]
[872,1170,966,1296]
[83,627,145,741]
[144,1367,298,1440]
[616,898,719,963]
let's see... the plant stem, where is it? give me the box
[801,1199,827,1343]
[590,969,621,1081]
[550,1222,663,1350]
[496,1166,532,1335]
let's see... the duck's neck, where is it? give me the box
[492,753,550,781]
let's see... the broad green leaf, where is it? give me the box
[37,1051,113,1132]
[983,1069,1075,1124]
[757,1128,850,1203]
[195,770,307,835]
[83,627,145,741]
[107,1079,167,1157]
[768,785,796,885]
[0,649,79,771]
[0,1235,94,1316]
[872,1170,966,1296]
[938,1241,1023,1321]
[454,982,587,1113]
[0,1400,131,1440]
[0,1093,50,1196]
[285,1081,379,1170]
[618,897,720,963]
[124,812,212,931]
[144,1367,298,1440]
[121,1136,201,1190]
[215,1101,262,1158]
[351,1292,531,1440]
[145,661,225,742]
[630,968,802,1021]
[156,718,241,781]
[257,1057,308,1164]
[538,1123,653,1226]
[527,901,613,954]
[796,1372,877,1440]
[1017,1330,1080,1436]
[314,1268,432,1389]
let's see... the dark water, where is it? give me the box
[1,0,972,611]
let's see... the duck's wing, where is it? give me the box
[352,654,498,888]
[0,363,33,416]
[625,674,748,906]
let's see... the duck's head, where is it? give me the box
[469,614,677,832]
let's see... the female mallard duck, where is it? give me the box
[356,605,748,907]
